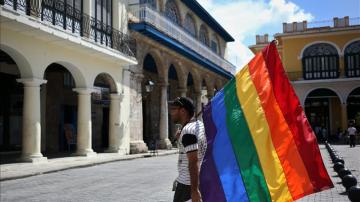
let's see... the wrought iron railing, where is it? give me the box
[286,70,343,81]
[302,55,340,80]
[128,4,235,74]
[345,53,360,78]
[1,0,136,58]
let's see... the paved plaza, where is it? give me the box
[0,144,359,202]
[298,144,359,202]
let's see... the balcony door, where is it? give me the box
[92,0,112,46]
[42,0,83,34]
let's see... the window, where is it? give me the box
[199,25,208,46]
[211,34,221,54]
[140,0,156,9]
[165,0,180,25]
[92,0,112,46]
[184,14,196,37]
[344,40,360,78]
[211,40,217,53]
[302,43,339,80]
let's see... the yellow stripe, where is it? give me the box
[235,66,293,202]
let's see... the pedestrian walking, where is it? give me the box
[169,97,207,202]
[321,126,328,142]
[347,123,357,147]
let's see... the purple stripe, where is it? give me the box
[200,101,226,202]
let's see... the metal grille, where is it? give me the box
[345,40,360,78]
[1,0,136,58]
[302,43,339,80]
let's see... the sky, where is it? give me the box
[197,0,360,70]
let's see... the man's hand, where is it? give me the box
[175,129,181,140]
[191,189,202,202]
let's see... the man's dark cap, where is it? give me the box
[169,97,195,117]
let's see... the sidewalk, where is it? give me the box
[298,144,359,201]
[0,149,178,181]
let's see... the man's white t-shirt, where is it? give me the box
[177,120,207,185]
[348,127,357,136]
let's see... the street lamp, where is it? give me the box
[136,79,155,102]
[145,80,154,93]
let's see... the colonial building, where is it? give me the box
[127,0,235,153]
[0,0,235,162]
[0,0,137,162]
[249,16,360,140]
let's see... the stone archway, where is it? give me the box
[167,64,179,145]
[141,53,171,149]
[304,88,342,142]
[43,63,78,156]
[91,73,118,153]
[347,87,360,128]
[0,49,24,159]
[0,44,33,78]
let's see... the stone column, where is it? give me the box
[73,88,96,157]
[341,103,348,131]
[195,91,202,118]
[177,87,187,97]
[158,82,172,149]
[17,78,47,163]
[106,93,125,154]
[130,73,148,154]
[207,88,215,102]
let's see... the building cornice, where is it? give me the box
[274,26,360,40]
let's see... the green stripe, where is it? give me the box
[223,79,271,202]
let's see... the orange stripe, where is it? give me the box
[248,53,315,199]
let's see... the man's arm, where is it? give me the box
[182,132,201,202]
[187,151,201,202]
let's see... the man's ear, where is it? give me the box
[180,108,187,115]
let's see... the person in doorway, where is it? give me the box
[169,97,207,202]
[347,123,357,148]
[321,126,328,142]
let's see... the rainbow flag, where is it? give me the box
[200,42,333,202]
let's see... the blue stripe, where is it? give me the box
[211,91,249,202]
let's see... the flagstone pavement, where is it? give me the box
[298,144,359,202]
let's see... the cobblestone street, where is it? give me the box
[298,144,359,202]
[1,155,178,202]
[1,144,359,202]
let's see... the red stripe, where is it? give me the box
[248,53,314,200]
[261,42,333,191]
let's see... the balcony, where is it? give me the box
[128,4,235,75]
[286,69,360,82]
[0,0,136,58]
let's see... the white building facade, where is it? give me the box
[0,0,235,161]
[0,0,137,162]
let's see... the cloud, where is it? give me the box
[197,0,314,71]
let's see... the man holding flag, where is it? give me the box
[197,41,333,202]
[169,97,207,202]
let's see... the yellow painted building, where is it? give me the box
[249,16,360,141]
